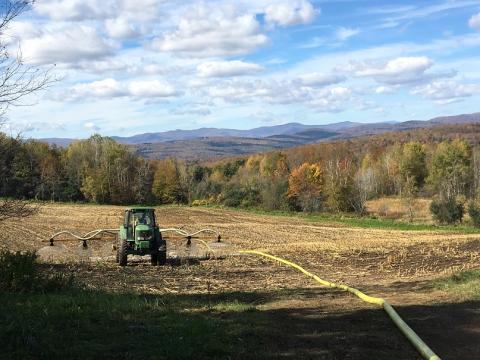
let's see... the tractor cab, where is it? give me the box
[118,207,166,266]
[125,208,155,239]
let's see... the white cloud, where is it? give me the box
[355,56,432,77]
[129,80,177,98]
[7,21,41,41]
[297,73,346,87]
[152,4,268,57]
[72,78,126,98]
[20,25,116,65]
[197,60,264,78]
[171,107,211,116]
[66,78,179,101]
[34,0,117,21]
[105,17,138,39]
[309,87,353,112]
[411,80,480,104]
[206,78,355,113]
[353,56,435,84]
[85,122,100,131]
[469,12,480,30]
[120,0,162,22]
[375,86,394,94]
[207,78,309,104]
[208,80,278,103]
[335,27,360,41]
[294,32,480,76]
[373,1,480,29]
[265,0,316,26]
[33,0,161,22]
[72,59,129,74]
[4,120,66,134]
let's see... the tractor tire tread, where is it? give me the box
[118,238,128,266]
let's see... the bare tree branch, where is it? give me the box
[0,1,32,32]
[0,1,56,117]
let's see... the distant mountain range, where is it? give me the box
[112,120,360,144]
[41,120,360,146]
[39,112,480,160]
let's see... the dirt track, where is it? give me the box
[1,204,479,359]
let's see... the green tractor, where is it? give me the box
[116,207,166,266]
[47,207,223,267]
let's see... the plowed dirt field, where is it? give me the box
[1,204,479,359]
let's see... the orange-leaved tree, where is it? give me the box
[287,162,324,212]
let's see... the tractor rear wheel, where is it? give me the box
[151,249,158,266]
[118,238,128,266]
[158,250,167,266]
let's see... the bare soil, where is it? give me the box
[1,204,479,359]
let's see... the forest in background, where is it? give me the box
[2,123,480,224]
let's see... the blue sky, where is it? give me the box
[3,0,480,138]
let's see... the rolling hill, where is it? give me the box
[134,130,338,160]
[39,112,480,160]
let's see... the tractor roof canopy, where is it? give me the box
[128,207,155,212]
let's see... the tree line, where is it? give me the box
[192,139,477,216]
[1,132,480,223]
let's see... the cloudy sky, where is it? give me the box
[4,0,480,138]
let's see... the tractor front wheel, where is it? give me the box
[118,238,128,266]
[115,234,119,263]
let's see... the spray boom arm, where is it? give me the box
[47,228,221,248]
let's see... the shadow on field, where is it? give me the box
[261,298,480,360]
[1,279,478,360]
[125,258,202,267]
[393,300,480,360]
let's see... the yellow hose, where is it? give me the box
[195,238,215,258]
[240,250,441,360]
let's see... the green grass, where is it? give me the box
[435,270,480,300]
[0,251,270,359]
[212,299,257,312]
[303,213,480,233]
[0,289,272,360]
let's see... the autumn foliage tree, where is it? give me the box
[258,152,289,210]
[324,157,359,212]
[398,142,427,194]
[152,158,186,204]
[287,162,324,212]
[428,139,472,200]
[64,135,140,204]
